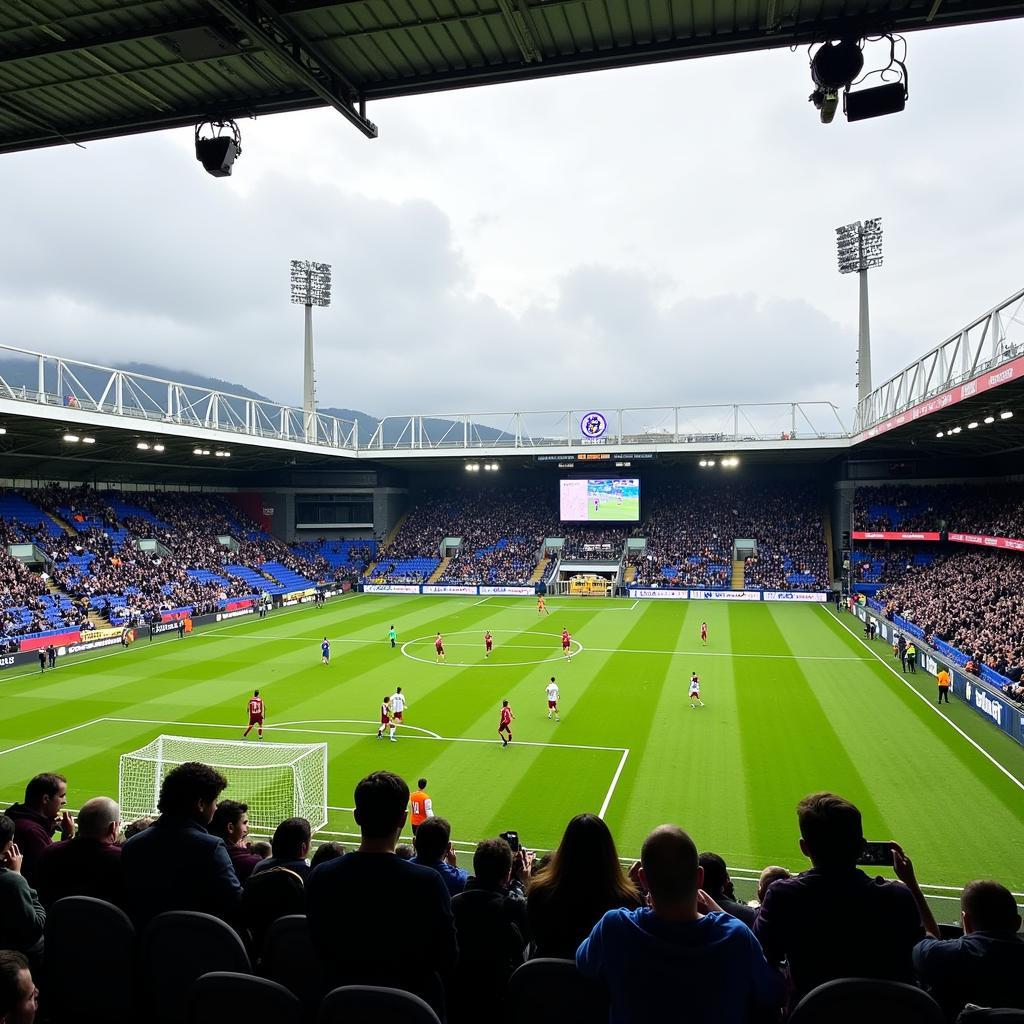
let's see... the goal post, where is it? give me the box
[118,735,328,833]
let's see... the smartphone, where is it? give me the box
[499,830,520,853]
[858,841,894,866]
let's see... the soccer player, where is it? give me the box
[700,621,708,646]
[689,672,705,709]
[484,630,494,658]
[537,595,548,615]
[243,690,265,739]
[434,633,445,663]
[376,696,391,739]
[388,624,398,649]
[561,627,573,661]
[546,676,560,721]
[409,778,433,835]
[388,686,406,741]
[321,637,330,665]
[499,699,515,746]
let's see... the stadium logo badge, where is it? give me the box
[580,412,608,439]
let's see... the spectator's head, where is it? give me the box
[961,880,1022,935]
[697,852,732,900]
[24,773,67,820]
[796,792,864,869]
[473,838,514,891]
[640,825,701,913]
[271,817,312,862]
[414,817,451,864]
[123,816,154,841]
[76,797,121,844]
[250,840,272,859]
[0,813,14,861]
[529,812,637,906]
[353,771,409,845]
[310,842,346,869]
[209,800,249,846]
[0,952,37,1024]
[395,844,415,861]
[757,865,792,904]
[157,762,228,824]
[417,778,428,791]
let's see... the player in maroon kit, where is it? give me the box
[376,696,391,739]
[484,630,494,658]
[243,690,264,739]
[700,621,708,646]
[561,628,573,661]
[498,699,515,746]
[435,632,445,663]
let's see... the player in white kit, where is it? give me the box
[388,687,407,741]
[689,672,705,709]
[546,676,560,721]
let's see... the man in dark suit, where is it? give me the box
[306,771,457,1017]
[121,762,241,927]
[209,800,262,883]
[32,797,123,908]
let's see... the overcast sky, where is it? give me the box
[1,19,1022,430]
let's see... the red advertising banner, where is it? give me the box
[852,531,942,541]
[856,354,1024,443]
[948,533,1024,552]
[18,628,81,653]
[224,598,256,612]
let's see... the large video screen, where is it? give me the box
[560,478,640,522]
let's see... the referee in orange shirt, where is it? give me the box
[937,666,951,705]
[409,778,434,836]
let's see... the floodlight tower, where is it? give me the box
[290,260,332,442]
[836,218,883,405]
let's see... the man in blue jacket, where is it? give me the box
[577,824,782,1024]
[121,762,241,927]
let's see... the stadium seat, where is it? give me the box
[242,866,306,954]
[44,896,136,1023]
[188,972,302,1024]
[788,978,944,1024]
[317,985,442,1024]
[506,958,609,1024]
[140,910,252,1024]
[262,914,329,1014]
[957,1010,1024,1022]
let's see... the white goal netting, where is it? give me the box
[118,735,328,833]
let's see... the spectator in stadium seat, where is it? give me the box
[412,817,468,896]
[756,865,792,907]
[309,841,346,868]
[527,813,642,959]
[4,774,75,884]
[251,817,312,881]
[120,761,241,927]
[32,797,123,908]
[122,816,153,841]
[753,792,934,1007]
[305,771,457,1017]
[698,852,758,927]
[0,815,45,969]
[209,800,261,883]
[0,951,38,1024]
[577,824,783,1024]
[913,880,1024,1020]
[449,838,530,1024]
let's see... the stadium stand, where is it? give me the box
[854,483,1024,538]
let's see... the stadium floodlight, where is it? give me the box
[1001,411,1014,420]
[291,260,331,443]
[837,218,882,405]
[936,431,944,438]
[82,436,95,444]
[984,416,995,424]
[153,443,165,452]
[63,433,79,443]
[952,426,962,434]
[136,442,150,450]
[193,448,203,455]
[968,421,979,429]
[0,428,6,435]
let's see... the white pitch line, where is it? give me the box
[0,718,107,757]
[598,748,630,819]
[275,718,443,740]
[824,607,1024,794]
[584,645,869,662]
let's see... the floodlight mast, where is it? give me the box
[290,260,332,443]
[836,218,883,405]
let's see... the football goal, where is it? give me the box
[118,735,328,833]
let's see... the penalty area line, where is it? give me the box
[598,748,630,819]
[823,607,1024,795]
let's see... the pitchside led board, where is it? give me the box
[560,478,640,522]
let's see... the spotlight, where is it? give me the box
[82,437,95,444]
[153,444,165,452]
[936,431,944,438]
[707,459,716,467]
[194,119,241,177]
[984,416,994,425]
[465,464,473,472]
[968,422,979,430]
[699,459,708,467]
[137,442,150,450]
[0,427,6,435]
[193,448,204,455]
[202,449,211,456]
[63,434,80,443]
[952,426,962,434]
[1001,411,1013,420]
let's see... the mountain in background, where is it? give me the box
[0,355,510,446]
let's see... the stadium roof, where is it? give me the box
[3,0,1024,154]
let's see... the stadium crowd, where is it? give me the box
[2,770,1022,1024]
[854,483,1024,538]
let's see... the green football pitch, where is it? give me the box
[2,594,1023,919]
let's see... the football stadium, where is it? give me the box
[2,2,1024,1023]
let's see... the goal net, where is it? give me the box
[118,735,328,833]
